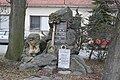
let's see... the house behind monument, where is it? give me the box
[0,0,93,40]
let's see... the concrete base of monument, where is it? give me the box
[58,71,71,74]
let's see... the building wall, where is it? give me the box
[0,6,92,38]
[25,7,61,33]
[25,7,91,36]
[0,7,10,30]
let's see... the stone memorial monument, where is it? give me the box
[19,7,92,75]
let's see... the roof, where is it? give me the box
[0,0,93,7]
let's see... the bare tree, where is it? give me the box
[102,0,120,80]
[5,0,26,61]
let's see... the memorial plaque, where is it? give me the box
[58,49,70,68]
[55,22,67,45]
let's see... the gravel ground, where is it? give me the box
[0,56,37,80]
[0,55,104,80]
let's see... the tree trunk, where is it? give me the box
[5,0,26,61]
[102,32,120,80]
[102,1,120,79]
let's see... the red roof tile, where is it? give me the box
[28,0,93,7]
[0,0,93,7]
[28,0,65,7]
[0,0,8,4]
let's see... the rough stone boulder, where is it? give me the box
[49,7,73,24]
[70,55,93,74]
[24,76,56,80]
[19,53,57,71]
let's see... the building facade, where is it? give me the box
[0,0,93,37]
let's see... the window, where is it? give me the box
[30,16,40,31]
[0,15,9,30]
[30,16,49,31]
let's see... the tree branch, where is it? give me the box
[6,0,11,4]
[25,0,28,9]
[115,0,120,10]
